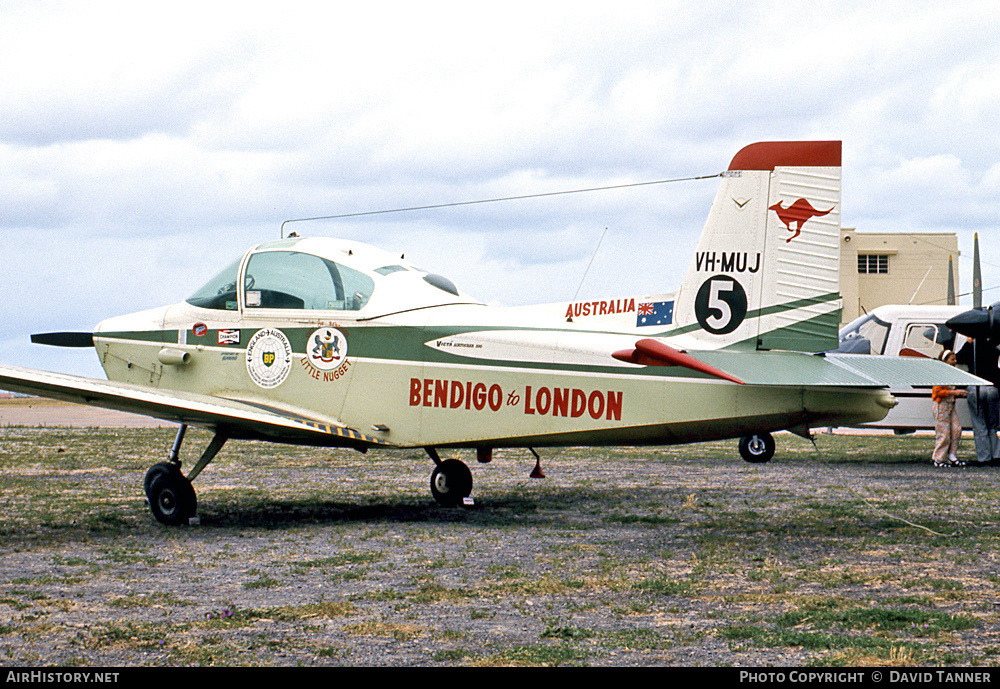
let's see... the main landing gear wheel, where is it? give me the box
[430,459,473,507]
[143,462,176,497]
[739,432,775,464]
[146,466,197,525]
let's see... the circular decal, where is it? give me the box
[694,275,747,335]
[306,327,348,372]
[192,323,208,337]
[245,328,293,389]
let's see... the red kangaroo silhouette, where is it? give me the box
[769,199,834,242]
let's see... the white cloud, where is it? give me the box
[3,0,1000,373]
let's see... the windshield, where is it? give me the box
[185,257,243,310]
[243,251,375,311]
[837,313,891,355]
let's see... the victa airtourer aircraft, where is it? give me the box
[0,141,983,524]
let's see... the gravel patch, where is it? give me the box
[2,424,1000,666]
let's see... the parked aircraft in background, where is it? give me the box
[1,141,983,524]
[836,305,971,431]
[833,235,990,433]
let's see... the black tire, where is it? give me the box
[739,433,775,464]
[144,462,178,499]
[430,459,473,507]
[148,471,197,525]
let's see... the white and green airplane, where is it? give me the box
[1,140,983,524]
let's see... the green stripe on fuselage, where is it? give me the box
[97,291,842,379]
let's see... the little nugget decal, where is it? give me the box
[306,327,348,371]
[246,328,293,389]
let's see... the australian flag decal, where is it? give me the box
[636,300,674,327]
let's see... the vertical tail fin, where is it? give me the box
[672,141,843,352]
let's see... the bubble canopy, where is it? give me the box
[186,237,479,316]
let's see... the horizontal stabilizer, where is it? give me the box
[682,351,989,387]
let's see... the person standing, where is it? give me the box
[956,336,1000,464]
[932,350,967,467]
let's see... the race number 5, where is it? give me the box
[695,275,747,335]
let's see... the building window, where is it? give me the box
[858,254,888,274]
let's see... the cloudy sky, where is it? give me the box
[2,0,998,377]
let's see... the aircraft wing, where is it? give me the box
[0,365,390,449]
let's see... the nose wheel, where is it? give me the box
[142,425,227,525]
[144,464,197,525]
[739,432,775,463]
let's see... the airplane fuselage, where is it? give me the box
[92,296,892,450]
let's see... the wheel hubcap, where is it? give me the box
[749,437,766,454]
[158,489,177,514]
[434,473,450,493]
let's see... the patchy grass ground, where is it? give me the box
[2,426,1000,666]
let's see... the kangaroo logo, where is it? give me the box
[769,199,834,242]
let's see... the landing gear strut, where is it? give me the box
[426,447,472,507]
[143,425,227,525]
[739,432,775,463]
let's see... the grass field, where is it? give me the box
[1,425,999,666]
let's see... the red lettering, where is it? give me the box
[553,388,570,417]
[465,381,472,409]
[536,386,551,415]
[473,383,487,410]
[423,379,433,407]
[434,379,448,408]
[606,391,622,421]
[488,384,502,412]
[571,389,587,417]
[564,304,573,319]
[588,390,605,419]
[409,378,422,406]
[450,380,464,408]
[525,385,535,414]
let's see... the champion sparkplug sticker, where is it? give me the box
[245,328,293,389]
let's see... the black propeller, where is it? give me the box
[31,331,95,348]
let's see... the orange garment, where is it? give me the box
[932,385,960,403]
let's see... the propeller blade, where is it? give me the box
[947,255,955,306]
[945,309,990,339]
[30,332,95,348]
[974,232,982,309]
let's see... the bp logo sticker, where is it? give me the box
[246,328,293,389]
[694,275,747,335]
[306,327,347,371]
